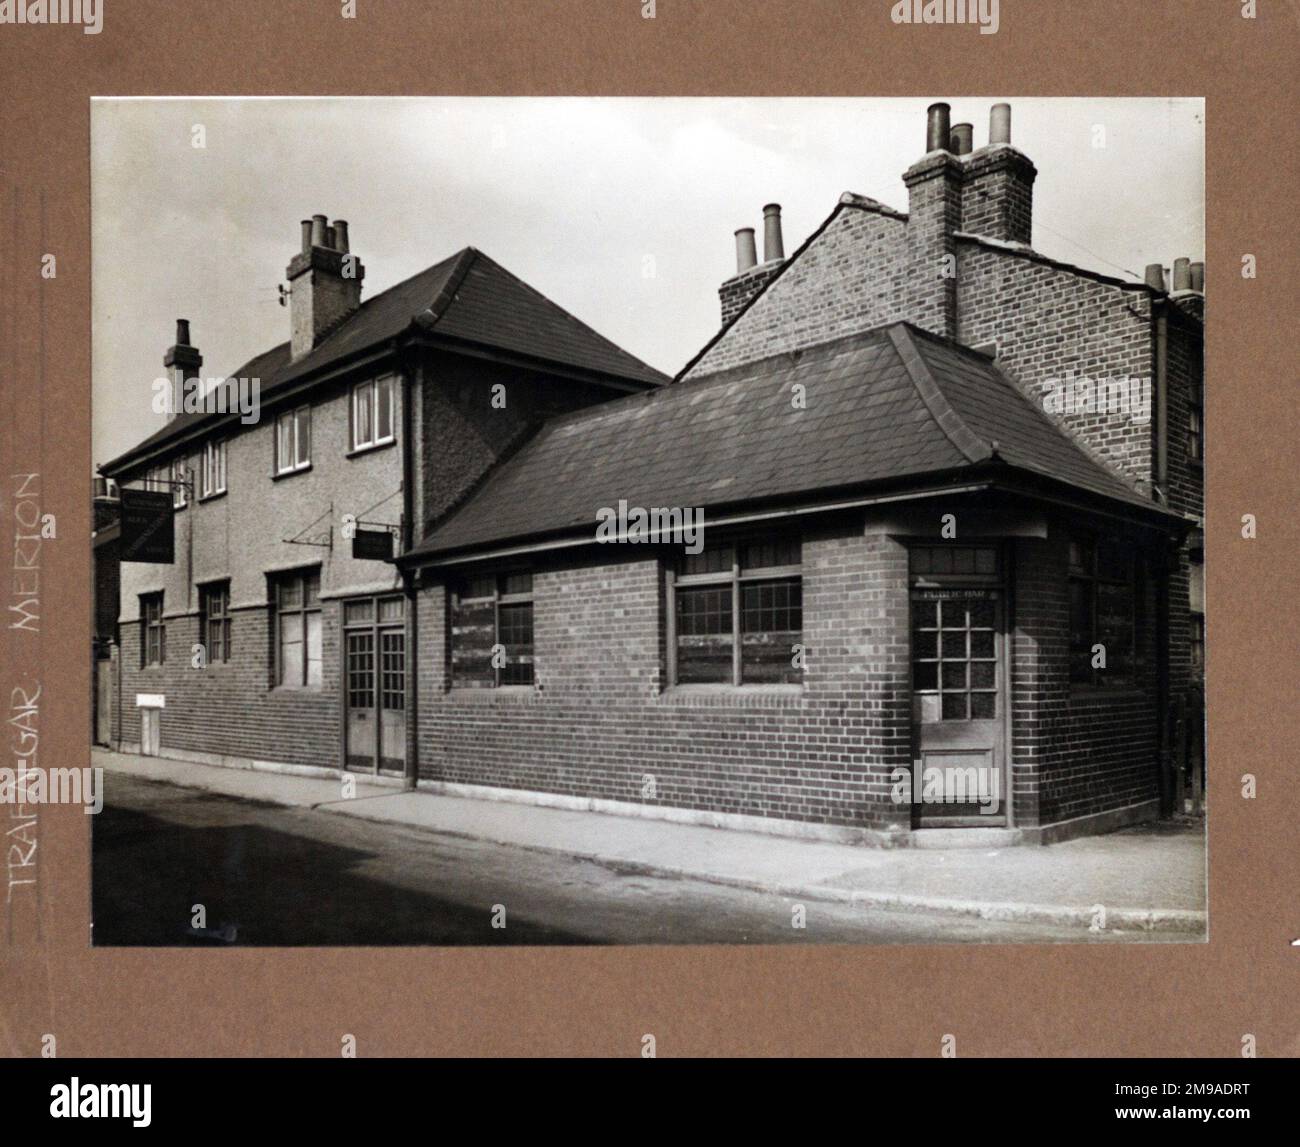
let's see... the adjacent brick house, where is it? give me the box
[401,102,1203,844]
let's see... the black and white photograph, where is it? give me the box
[89,95,1207,947]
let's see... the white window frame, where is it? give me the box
[170,457,188,509]
[201,439,227,498]
[351,374,395,449]
[275,406,311,475]
[351,375,396,452]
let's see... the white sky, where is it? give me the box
[92,97,1204,465]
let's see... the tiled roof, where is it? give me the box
[103,248,667,474]
[407,322,1165,561]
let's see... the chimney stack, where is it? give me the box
[286,213,365,360]
[163,318,202,423]
[989,102,1012,146]
[958,101,1036,245]
[926,102,951,153]
[719,209,787,326]
[734,227,757,274]
[762,204,785,263]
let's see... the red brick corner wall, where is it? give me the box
[415,527,914,833]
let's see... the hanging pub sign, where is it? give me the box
[119,488,175,564]
[352,528,395,562]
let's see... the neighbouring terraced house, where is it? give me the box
[99,102,1205,846]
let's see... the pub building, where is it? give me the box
[102,103,1204,845]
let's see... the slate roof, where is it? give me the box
[103,247,667,474]
[407,322,1170,562]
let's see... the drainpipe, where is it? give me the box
[1151,297,1173,816]
[399,344,418,791]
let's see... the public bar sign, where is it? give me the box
[119,489,174,563]
[352,528,394,562]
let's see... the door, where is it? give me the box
[910,586,1007,826]
[378,628,406,774]
[95,660,112,746]
[344,629,375,771]
[140,707,160,757]
[344,595,406,776]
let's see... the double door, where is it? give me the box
[344,595,406,776]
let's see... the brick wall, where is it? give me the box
[956,242,1157,490]
[686,204,909,377]
[1009,529,1161,830]
[116,601,340,767]
[416,526,915,832]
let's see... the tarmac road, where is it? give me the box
[91,773,1196,946]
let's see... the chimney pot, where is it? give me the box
[325,225,337,250]
[300,220,312,254]
[950,123,973,156]
[926,103,952,153]
[1172,257,1192,292]
[734,227,757,274]
[176,318,191,347]
[333,220,350,255]
[990,103,1012,146]
[1144,263,1166,290]
[1190,261,1204,292]
[762,203,785,263]
[310,214,328,248]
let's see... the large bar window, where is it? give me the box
[671,539,802,686]
[1069,537,1136,687]
[450,572,534,687]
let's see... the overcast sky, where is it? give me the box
[92,97,1203,465]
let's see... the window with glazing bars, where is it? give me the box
[672,539,802,686]
[450,572,533,687]
[140,593,165,667]
[1068,537,1136,686]
[199,582,231,663]
[273,570,322,687]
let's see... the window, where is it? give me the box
[273,570,322,687]
[351,376,396,452]
[1187,373,1203,463]
[671,539,802,686]
[199,582,231,664]
[201,439,227,498]
[1069,537,1136,687]
[450,572,533,687]
[1190,614,1205,673]
[171,457,188,509]
[140,593,165,667]
[145,465,169,496]
[912,595,999,722]
[275,406,311,475]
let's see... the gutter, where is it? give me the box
[401,470,1186,571]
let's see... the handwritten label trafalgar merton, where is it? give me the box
[0,0,103,34]
[9,473,41,633]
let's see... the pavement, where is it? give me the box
[92,748,1207,935]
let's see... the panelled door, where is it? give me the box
[344,594,406,776]
[909,545,1008,827]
